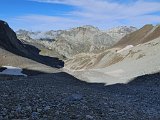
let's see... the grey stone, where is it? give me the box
[86,115,94,119]
[16,105,22,113]
[44,106,50,111]
[0,116,3,119]
[31,112,39,119]
[26,106,32,112]
[37,108,42,112]
[68,94,83,101]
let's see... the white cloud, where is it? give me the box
[11,14,82,31]
[15,14,76,23]
[10,0,160,30]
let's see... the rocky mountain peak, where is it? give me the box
[69,25,99,32]
[0,20,24,53]
[113,24,160,48]
[81,25,99,30]
[0,20,8,26]
[106,26,137,34]
[16,25,137,58]
[105,26,137,42]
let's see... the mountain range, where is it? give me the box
[64,24,160,84]
[15,23,160,85]
[1,19,159,85]
[0,20,160,119]
[16,25,137,58]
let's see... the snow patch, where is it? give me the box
[0,66,27,76]
[117,45,134,53]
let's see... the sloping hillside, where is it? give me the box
[65,25,160,70]
[0,48,61,74]
[65,36,160,85]
[0,20,64,75]
[114,24,160,48]
[64,25,160,85]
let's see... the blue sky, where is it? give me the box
[1,0,160,31]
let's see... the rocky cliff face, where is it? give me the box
[16,25,136,58]
[0,20,28,55]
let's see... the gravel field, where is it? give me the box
[0,72,160,120]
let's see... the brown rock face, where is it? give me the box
[114,24,160,48]
[143,25,160,43]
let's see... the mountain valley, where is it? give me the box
[0,20,160,120]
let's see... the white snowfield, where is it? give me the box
[0,66,27,76]
[117,45,134,53]
[66,37,160,85]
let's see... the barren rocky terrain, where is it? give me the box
[64,25,160,85]
[0,73,160,120]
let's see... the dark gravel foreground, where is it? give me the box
[0,72,160,120]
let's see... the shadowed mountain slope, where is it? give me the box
[0,20,64,68]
